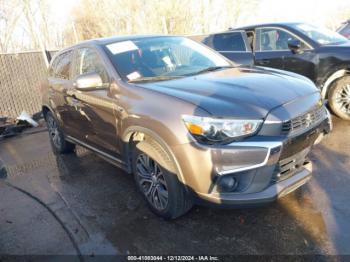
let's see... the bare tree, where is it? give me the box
[3,0,349,53]
[0,0,22,52]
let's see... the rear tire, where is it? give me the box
[45,111,75,154]
[132,137,192,219]
[328,76,350,120]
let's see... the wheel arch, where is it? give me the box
[122,126,187,185]
[42,104,52,119]
[321,68,350,99]
[42,104,66,131]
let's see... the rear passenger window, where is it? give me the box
[212,32,246,52]
[53,51,73,80]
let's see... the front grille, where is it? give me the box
[282,106,325,135]
[271,147,311,183]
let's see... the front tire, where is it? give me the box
[132,137,192,219]
[328,76,350,120]
[45,111,75,154]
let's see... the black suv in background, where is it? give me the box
[337,19,350,39]
[196,23,350,120]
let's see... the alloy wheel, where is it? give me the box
[47,115,61,148]
[136,153,169,211]
[335,83,350,115]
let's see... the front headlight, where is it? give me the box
[182,115,263,144]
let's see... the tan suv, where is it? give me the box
[42,35,332,219]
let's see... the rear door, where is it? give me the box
[204,31,254,66]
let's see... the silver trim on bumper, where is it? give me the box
[199,162,312,205]
[216,141,282,175]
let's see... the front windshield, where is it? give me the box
[103,36,231,82]
[292,23,348,45]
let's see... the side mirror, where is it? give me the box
[74,72,106,91]
[287,39,302,54]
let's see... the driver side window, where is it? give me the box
[257,28,307,51]
[73,48,109,84]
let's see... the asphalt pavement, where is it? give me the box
[0,117,349,257]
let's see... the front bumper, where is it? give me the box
[197,161,312,206]
[171,116,331,206]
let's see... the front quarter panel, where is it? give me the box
[115,81,212,186]
[316,47,350,88]
[117,81,209,147]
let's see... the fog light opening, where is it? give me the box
[218,176,238,192]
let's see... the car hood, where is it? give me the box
[137,67,319,119]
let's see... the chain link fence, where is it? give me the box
[0,51,55,118]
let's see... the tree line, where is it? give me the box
[0,0,349,53]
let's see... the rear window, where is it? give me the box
[212,32,246,52]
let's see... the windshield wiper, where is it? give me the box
[128,66,234,82]
[128,75,183,83]
[186,65,234,76]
